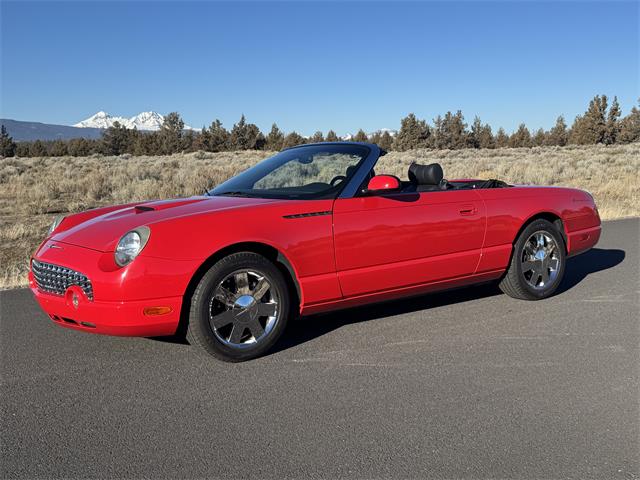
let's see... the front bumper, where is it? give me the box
[29,239,195,337]
[30,285,182,336]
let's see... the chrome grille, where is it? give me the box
[31,260,93,300]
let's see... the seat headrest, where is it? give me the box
[408,163,443,185]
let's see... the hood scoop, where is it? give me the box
[132,198,206,213]
[134,205,155,212]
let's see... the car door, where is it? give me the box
[332,189,486,297]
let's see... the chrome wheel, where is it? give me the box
[208,269,279,348]
[520,231,560,290]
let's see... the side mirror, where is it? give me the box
[366,175,401,193]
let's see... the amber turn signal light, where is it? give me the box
[143,306,173,316]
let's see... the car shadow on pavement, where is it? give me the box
[556,247,625,294]
[269,247,626,355]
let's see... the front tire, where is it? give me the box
[499,219,566,300]
[186,252,290,362]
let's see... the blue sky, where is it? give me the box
[1,1,638,135]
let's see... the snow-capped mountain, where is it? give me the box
[73,111,192,131]
[129,111,165,131]
[74,111,130,129]
[341,128,398,141]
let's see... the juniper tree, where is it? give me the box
[264,123,284,150]
[470,116,494,149]
[159,112,185,154]
[433,111,468,149]
[532,128,547,147]
[508,124,532,148]
[570,95,608,144]
[66,138,93,156]
[0,125,16,157]
[325,130,339,142]
[50,140,69,156]
[208,120,230,152]
[618,99,640,143]
[15,142,30,157]
[495,128,509,148]
[352,129,368,142]
[29,140,47,157]
[310,131,325,143]
[604,96,621,144]
[394,113,430,150]
[282,132,306,148]
[229,115,261,150]
[102,121,131,155]
[378,130,394,151]
[546,116,568,146]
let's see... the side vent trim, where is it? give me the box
[283,211,332,219]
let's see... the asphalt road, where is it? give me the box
[1,218,638,479]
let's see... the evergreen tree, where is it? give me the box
[495,127,509,148]
[67,138,93,156]
[546,116,568,146]
[394,113,430,150]
[470,116,494,149]
[193,127,211,151]
[433,111,468,149]
[508,124,532,147]
[532,128,547,147]
[29,140,47,157]
[282,132,305,148]
[618,100,640,143]
[0,125,16,157]
[325,130,339,142]
[15,142,30,157]
[50,140,68,156]
[469,116,483,148]
[265,123,284,150]
[229,115,261,150]
[158,112,185,154]
[134,132,160,156]
[310,131,325,143]
[352,129,368,142]
[208,120,230,152]
[479,124,495,148]
[102,121,131,155]
[570,95,608,144]
[604,96,621,144]
[182,130,196,152]
[378,130,394,150]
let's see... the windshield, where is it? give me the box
[209,144,370,199]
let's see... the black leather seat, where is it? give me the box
[408,163,447,191]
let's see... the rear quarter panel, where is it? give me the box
[476,186,600,273]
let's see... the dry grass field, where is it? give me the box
[1,143,638,289]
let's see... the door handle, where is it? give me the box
[459,205,477,216]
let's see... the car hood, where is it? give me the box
[52,196,280,252]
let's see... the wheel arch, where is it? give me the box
[175,242,302,339]
[514,211,567,252]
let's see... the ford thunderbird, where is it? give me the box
[30,143,601,361]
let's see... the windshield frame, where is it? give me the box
[208,142,381,200]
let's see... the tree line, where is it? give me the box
[1,94,638,158]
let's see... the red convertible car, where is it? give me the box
[30,143,601,361]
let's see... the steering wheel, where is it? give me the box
[329,175,347,187]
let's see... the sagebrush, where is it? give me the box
[1,143,638,288]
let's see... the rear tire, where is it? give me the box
[499,219,566,300]
[186,252,290,362]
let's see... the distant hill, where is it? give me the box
[0,119,104,141]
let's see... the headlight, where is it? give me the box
[48,215,65,236]
[114,227,150,267]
